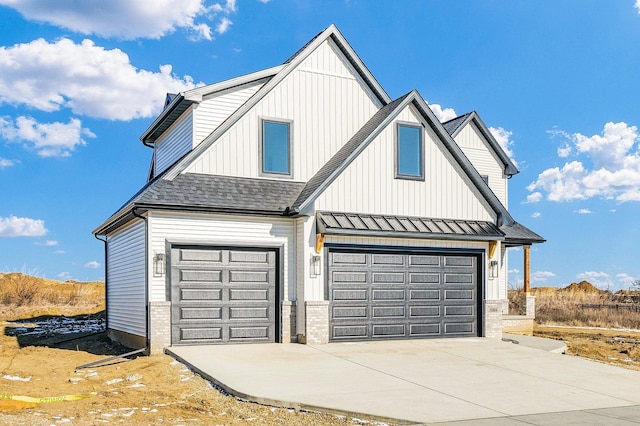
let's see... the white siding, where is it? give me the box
[454,123,508,207]
[186,38,382,180]
[314,105,495,222]
[147,212,296,303]
[106,219,146,337]
[193,80,266,147]
[154,108,193,177]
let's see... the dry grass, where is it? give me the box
[0,273,104,311]
[509,282,640,330]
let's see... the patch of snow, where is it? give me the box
[104,378,123,385]
[126,383,145,388]
[3,374,31,381]
[126,374,142,382]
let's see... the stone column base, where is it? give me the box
[281,300,297,343]
[520,295,536,317]
[149,301,171,355]
[304,301,330,345]
[483,300,503,339]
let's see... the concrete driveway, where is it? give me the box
[168,337,640,424]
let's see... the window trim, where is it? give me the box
[395,121,424,181]
[260,117,293,178]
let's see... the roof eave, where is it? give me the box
[320,227,504,242]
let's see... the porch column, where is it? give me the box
[523,244,531,294]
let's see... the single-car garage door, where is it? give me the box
[170,245,277,345]
[328,248,479,341]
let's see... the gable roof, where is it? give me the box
[442,111,519,176]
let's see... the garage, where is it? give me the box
[170,245,278,345]
[328,248,481,341]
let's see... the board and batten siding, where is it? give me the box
[154,108,193,177]
[454,123,508,207]
[106,219,146,337]
[193,80,266,146]
[314,105,495,222]
[147,212,296,303]
[185,38,382,181]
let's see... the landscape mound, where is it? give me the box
[560,280,603,294]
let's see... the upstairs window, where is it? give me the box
[396,123,423,180]
[262,119,291,176]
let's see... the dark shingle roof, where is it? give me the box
[317,211,504,241]
[291,93,411,211]
[442,112,472,135]
[135,173,305,213]
[501,222,545,246]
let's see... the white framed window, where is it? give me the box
[395,122,424,180]
[261,119,292,176]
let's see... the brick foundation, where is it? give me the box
[149,301,171,355]
[281,300,297,343]
[483,300,503,339]
[305,301,329,345]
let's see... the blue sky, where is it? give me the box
[0,1,639,290]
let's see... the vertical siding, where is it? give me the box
[147,212,295,303]
[193,80,265,146]
[454,123,508,207]
[154,108,193,177]
[314,105,495,222]
[186,38,382,180]
[106,220,146,337]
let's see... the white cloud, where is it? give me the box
[576,271,613,290]
[529,122,640,202]
[57,271,73,281]
[0,0,237,41]
[35,240,58,246]
[557,145,572,157]
[508,268,520,274]
[524,192,542,204]
[429,103,457,122]
[616,273,636,286]
[489,126,517,166]
[0,215,47,237]
[84,260,100,269]
[216,17,232,34]
[54,250,65,255]
[532,270,556,283]
[531,212,541,219]
[257,0,271,3]
[0,38,200,120]
[610,209,617,213]
[0,157,15,168]
[636,0,640,14]
[0,116,94,157]
[573,208,592,214]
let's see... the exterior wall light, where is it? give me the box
[154,253,166,277]
[489,260,499,279]
[310,255,321,278]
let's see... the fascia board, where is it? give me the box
[182,65,284,102]
[468,112,520,176]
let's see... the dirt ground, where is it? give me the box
[0,308,368,426]
[534,325,640,370]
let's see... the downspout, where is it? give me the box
[94,234,108,331]
[131,207,150,353]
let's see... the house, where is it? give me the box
[93,25,544,354]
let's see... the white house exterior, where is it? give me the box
[94,25,543,353]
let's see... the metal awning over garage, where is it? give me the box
[316,212,504,242]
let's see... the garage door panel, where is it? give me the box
[410,305,441,317]
[372,289,405,301]
[372,254,404,266]
[333,306,367,319]
[180,288,222,301]
[409,289,441,301]
[171,246,276,345]
[329,249,478,341]
[372,272,404,283]
[179,248,222,263]
[332,288,368,301]
[372,324,405,337]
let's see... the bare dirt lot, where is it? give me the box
[0,309,363,425]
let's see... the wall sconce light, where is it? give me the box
[489,260,499,279]
[310,255,321,278]
[154,253,166,276]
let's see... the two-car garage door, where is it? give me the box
[328,248,480,341]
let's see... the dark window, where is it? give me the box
[396,124,423,179]
[262,120,291,175]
